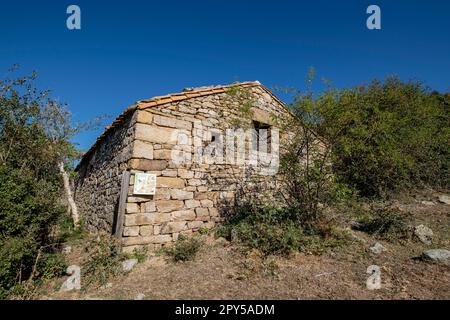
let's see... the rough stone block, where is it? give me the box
[156,200,184,213]
[251,107,274,125]
[135,123,178,144]
[161,221,187,234]
[153,115,192,130]
[171,189,194,200]
[194,192,208,200]
[127,196,153,203]
[132,140,154,159]
[122,234,172,246]
[201,199,214,207]
[125,212,171,226]
[157,177,185,188]
[139,225,154,236]
[154,188,171,200]
[188,179,202,186]
[135,213,158,225]
[208,207,219,217]
[185,199,201,209]
[125,214,138,226]
[172,210,196,221]
[178,168,194,179]
[162,170,178,177]
[195,207,209,219]
[153,149,173,160]
[126,203,140,214]
[129,159,168,171]
[188,221,204,229]
[136,110,153,124]
[123,226,139,237]
[142,201,156,212]
[153,234,173,244]
[203,221,215,229]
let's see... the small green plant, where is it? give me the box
[55,215,86,243]
[359,205,412,241]
[198,227,209,235]
[82,235,124,288]
[130,247,148,263]
[226,86,256,127]
[165,235,202,262]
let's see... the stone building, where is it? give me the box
[74,81,292,252]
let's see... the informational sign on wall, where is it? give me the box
[133,173,156,195]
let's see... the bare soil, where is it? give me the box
[41,192,450,300]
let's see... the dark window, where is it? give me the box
[253,120,271,152]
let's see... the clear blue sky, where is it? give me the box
[1,0,449,151]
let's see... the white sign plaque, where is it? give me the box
[133,173,156,195]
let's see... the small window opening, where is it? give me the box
[253,120,271,152]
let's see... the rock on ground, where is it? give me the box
[414,225,433,245]
[59,265,81,292]
[135,293,145,300]
[101,282,113,289]
[62,245,72,254]
[422,249,450,265]
[369,242,386,254]
[438,195,450,205]
[122,259,138,272]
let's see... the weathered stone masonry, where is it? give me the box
[75,81,292,253]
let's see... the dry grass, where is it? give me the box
[40,192,450,300]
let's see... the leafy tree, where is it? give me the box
[293,74,449,197]
[0,68,91,298]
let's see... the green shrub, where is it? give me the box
[359,205,412,241]
[0,165,66,299]
[82,235,123,288]
[130,247,148,263]
[35,252,67,281]
[165,235,202,262]
[55,215,86,243]
[198,227,209,235]
[300,76,450,197]
[216,203,349,256]
[0,70,84,298]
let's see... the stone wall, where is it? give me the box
[121,86,292,253]
[74,113,135,233]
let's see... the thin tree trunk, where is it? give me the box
[58,161,79,226]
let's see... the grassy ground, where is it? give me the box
[39,191,450,300]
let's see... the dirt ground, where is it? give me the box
[41,192,450,300]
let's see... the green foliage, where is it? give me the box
[0,70,73,298]
[358,205,412,241]
[272,72,352,227]
[276,125,351,225]
[55,215,86,243]
[216,203,349,256]
[226,86,256,127]
[82,235,123,288]
[295,76,450,197]
[130,246,148,263]
[165,235,203,262]
[198,227,210,235]
[35,252,67,281]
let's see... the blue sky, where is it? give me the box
[1,0,449,151]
